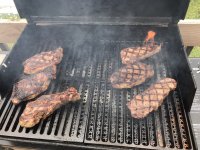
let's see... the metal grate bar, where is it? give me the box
[0,39,194,149]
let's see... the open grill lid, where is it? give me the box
[14,0,189,24]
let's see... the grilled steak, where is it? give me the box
[10,65,56,105]
[127,78,177,119]
[19,87,80,128]
[120,44,161,64]
[120,31,161,64]
[110,62,154,89]
[23,47,63,74]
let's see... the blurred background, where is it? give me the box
[0,0,200,57]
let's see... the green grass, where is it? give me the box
[7,43,15,50]
[186,0,200,19]
[186,0,200,57]
[0,14,20,21]
[189,47,200,57]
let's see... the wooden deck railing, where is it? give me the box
[0,19,27,43]
[178,19,200,46]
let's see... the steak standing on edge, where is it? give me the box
[110,62,154,89]
[10,65,56,105]
[121,31,161,64]
[127,78,177,119]
[23,47,63,74]
[19,87,80,128]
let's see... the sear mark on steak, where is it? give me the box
[10,65,56,105]
[120,44,161,64]
[110,62,154,89]
[19,87,80,128]
[121,31,161,64]
[127,78,177,119]
[23,47,63,74]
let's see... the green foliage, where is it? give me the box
[189,47,200,57]
[186,0,200,57]
[0,14,20,21]
[186,0,200,19]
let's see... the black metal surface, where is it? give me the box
[189,58,200,149]
[189,58,200,112]
[0,40,90,143]
[0,25,197,149]
[14,0,189,23]
[83,41,193,149]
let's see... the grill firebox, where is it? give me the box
[0,25,196,149]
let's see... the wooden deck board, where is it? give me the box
[0,19,27,43]
[178,19,200,46]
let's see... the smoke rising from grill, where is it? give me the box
[0,0,196,149]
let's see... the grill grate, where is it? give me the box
[0,39,193,149]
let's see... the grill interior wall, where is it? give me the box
[0,25,195,149]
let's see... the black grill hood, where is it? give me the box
[14,0,189,23]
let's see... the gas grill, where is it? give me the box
[0,0,197,149]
